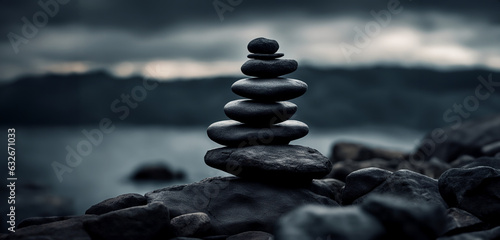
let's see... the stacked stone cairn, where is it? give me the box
[205,37,332,182]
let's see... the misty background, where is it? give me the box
[0,0,499,228]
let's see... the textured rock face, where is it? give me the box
[204,145,332,181]
[170,212,211,237]
[439,166,500,225]
[443,208,488,236]
[85,193,147,215]
[1,215,96,240]
[341,167,392,205]
[348,169,448,210]
[146,176,339,236]
[83,202,170,240]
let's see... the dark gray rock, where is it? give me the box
[247,37,279,54]
[204,145,332,181]
[437,226,500,240]
[241,59,298,78]
[414,115,500,163]
[341,167,392,205]
[146,176,338,236]
[203,236,228,240]
[352,170,448,210]
[438,166,500,224]
[443,208,489,236]
[170,212,210,237]
[326,157,449,181]
[231,78,307,101]
[131,162,185,181]
[461,156,500,169]
[83,202,170,240]
[2,215,95,240]
[449,155,476,168]
[275,205,384,240]
[224,99,297,126]
[169,238,202,240]
[206,120,308,147]
[312,178,344,204]
[247,53,284,60]
[18,216,77,229]
[361,195,447,240]
[227,231,273,240]
[325,141,450,181]
[85,193,147,215]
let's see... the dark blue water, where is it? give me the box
[14,126,422,216]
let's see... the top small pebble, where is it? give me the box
[247,37,279,54]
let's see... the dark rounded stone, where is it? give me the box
[131,162,185,181]
[241,59,298,78]
[204,145,332,181]
[438,166,500,225]
[231,78,307,101]
[85,193,147,215]
[170,212,211,237]
[443,208,487,236]
[361,195,447,240]
[352,170,448,211]
[206,120,308,147]
[341,167,393,205]
[247,37,279,54]
[461,156,500,169]
[247,53,284,60]
[224,99,297,126]
[275,205,384,240]
[84,202,170,240]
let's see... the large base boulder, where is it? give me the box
[146,176,339,236]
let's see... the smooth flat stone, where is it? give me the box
[205,145,332,181]
[224,100,297,126]
[241,59,298,78]
[207,120,309,147]
[247,37,279,54]
[232,78,307,101]
[247,53,284,60]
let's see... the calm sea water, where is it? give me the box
[14,125,423,216]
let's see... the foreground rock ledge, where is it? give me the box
[145,176,339,236]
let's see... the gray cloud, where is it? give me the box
[1,0,499,80]
[2,0,499,36]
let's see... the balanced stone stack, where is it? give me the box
[205,37,332,182]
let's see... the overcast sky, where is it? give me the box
[1,0,499,81]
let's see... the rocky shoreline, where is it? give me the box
[2,38,499,240]
[1,115,499,240]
